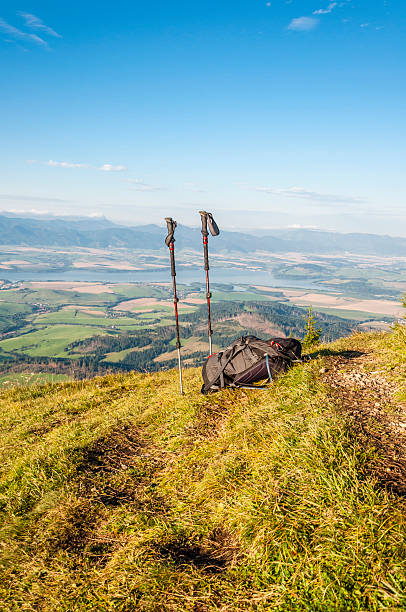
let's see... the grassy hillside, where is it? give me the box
[0,328,406,610]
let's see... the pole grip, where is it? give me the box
[199,211,209,237]
[203,237,209,270]
[207,212,220,236]
[169,244,176,277]
[165,217,177,247]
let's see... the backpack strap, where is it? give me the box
[265,354,272,382]
[201,342,247,394]
[231,354,273,391]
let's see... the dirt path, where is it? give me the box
[322,351,406,495]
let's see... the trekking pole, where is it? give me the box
[165,217,184,395]
[199,211,220,356]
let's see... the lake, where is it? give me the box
[1,266,319,290]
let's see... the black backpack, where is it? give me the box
[201,335,302,394]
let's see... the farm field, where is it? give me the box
[0,277,399,387]
[0,244,405,300]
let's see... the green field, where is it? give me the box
[0,281,398,387]
[102,347,143,363]
[0,324,110,358]
[311,306,391,321]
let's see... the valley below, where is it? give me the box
[0,247,403,388]
[0,220,404,388]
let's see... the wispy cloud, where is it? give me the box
[0,17,47,46]
[125,179,166,192]
[28,159,127,172]
[18,12,62,38]
[184,182,206,193]
[313,2,337,15]
[0,194,70,203]
[98,163,127,172]
[287,16,319,31]
[288,224,320,229]
[248,186,365,204]
[44,159,89,169]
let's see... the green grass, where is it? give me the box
[311,306,393,321]
[10,288,118,306]
[102,347,141,363]
[0,372,70,388]
[0,301,32,316]
[112,284,169,299]
[0,324,109,357]
[32,309,145,328]
[0,330,406,610]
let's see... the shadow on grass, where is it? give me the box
[307,349,365,360]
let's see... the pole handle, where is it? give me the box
[199,211,219,236]
[165,217,177,247]
[199,211,208,237]
[207,212,219,236]
[203,237,209,270]
[169,243,176,277]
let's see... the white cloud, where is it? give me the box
[0,17,47,46]
[0,194,70,203]
[45,159,88,168]
[313,3,337,15]
[287,16,319,31]
[288,224,320,229]
[125,179,166,192]
[28,159,127,172]
[4,208,51,215]
[18,12,62,38]
[249,186,365,204]
[98,163,127,172]
[184,182,206,193]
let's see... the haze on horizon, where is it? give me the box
[0,1,405,236]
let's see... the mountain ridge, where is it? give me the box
[0,213,406,255]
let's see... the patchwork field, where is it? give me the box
[0,277,400,387]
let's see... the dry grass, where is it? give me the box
[0,330,406,610]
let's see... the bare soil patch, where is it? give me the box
[71,284,115,294]
[27,282,115,293]
[322,352,406,495]
[235,312,285,337]
[74,424,144,474]
[290,293,402,316]
[0,259,31,266]
[28,281,80,290]
[73,260,142,270]
[154,339,208,363]
[45,425,167,564]
[156,528,238,574]
[113,298,160,311]
[65,305,104,315]
[183,293,206,305]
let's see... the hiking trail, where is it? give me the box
[322,350,406,495]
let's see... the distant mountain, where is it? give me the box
[0,213,405,256]
[0,215,289,252]
[250,228,406,257]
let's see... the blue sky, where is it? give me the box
[0,1,405,234]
